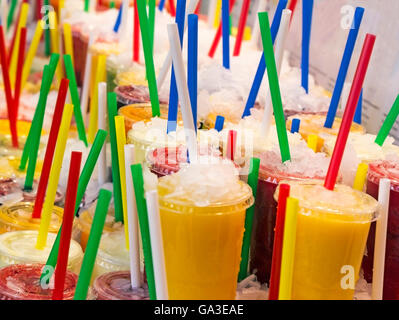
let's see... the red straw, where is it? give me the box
[52,151,82,300]
[36,0,43,21]
[0,26,17,147]
[168,0,176,17]
[8,0,29,66]
[31,79,69,219]
[208,0,236,58]
[133,0,140,62]
[233,0,250,56]
[194,0,202,14]
[226,130,237,162]
[324,34,376,190]
[11,27,27,148]
[268,183,290,300]
[288,0,298,23]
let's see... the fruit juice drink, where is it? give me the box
[106,54,135,93]
[115,85,152,109]
[286,114,365,152]
[250,146,330,284]
[92,271,149,300]
[115,68,148,88]
[0,264,77,300]
[157,160,253,299]
[362,160,399,299]
[77,201,123,251]
[22,185,63,205]
[0,119,32,157]
[0,230,83,274]
[274,180,378,300]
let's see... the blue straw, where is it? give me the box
[113,3,123,33]
[301,0,313,93]
[188,14,198,133]
[241,0,287,118]
[167,0,187,133]
[158,0,166,11]
[324,7,364,128]
[222,0,230,69]
[214,115,225,132]
[290,118,301,133]
[354,89,363,124]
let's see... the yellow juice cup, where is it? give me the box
[0,120,31,157]
[275,180,378,300]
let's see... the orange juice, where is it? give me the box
[275,180,378,300]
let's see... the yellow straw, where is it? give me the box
[59,0,65,19]
[10,2,30,87]
[36,104,74,250]
[307,134,318,152]
[21,21,43,89]
[353,162,369,191]
[278,197,299,300]
[213,0,222,28]
[90,55,99,95]
[49,11,64,84]
[88,55,106,143]
[63,23,75,67]
[115,115,129,250]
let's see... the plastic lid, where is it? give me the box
[368,160,399,191]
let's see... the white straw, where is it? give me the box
[250,0,267,49]
[372,178,390,300]
[207,0,217,28]
[167,23,198,162]
[157,0,200,92]
[260,9,291,138]
[81,33,94,126]
[120,0,129,39]
[124,144,142,288]
[89,0,96,12]
[97,82,108,187]
[146,190,168,300]
[1,0,8,33]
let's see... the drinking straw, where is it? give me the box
[207,0,216,28]
[354,89,363,124]
[375,94,399,146]
[74,189,112,300]
[214,115,225,132]
[6,0,17,30]
[287,0,298,23]
[307,134,318,153]
[278,196,298,300]
[52,151,82,300]
[258,12,291,162]
[84,0,90,12]
[108,92,124,222]
[372,178,390,300]
[353,162,368,192]
[124,145,141,288]
[48,11,64,84]
[159,0,166,11]
[241,0,287,118]
[36,104,73,250]
[290,118,300,133]
[207,0,235,58]
[149,0,156,50]
[64,54,88,146]
[324,7,364,128]
[32,79,69,219]
[113,3,123,33]
[120,0,130,37]
[249,0,265,48]
[167,23,198,162]
[146,190,169,300]
[0,0,7,31]
[63,24,75,67]
[21,21,43,89]
[88,55,106,143]
[260,9,291,138]
[238,157,260,281]
[44,0,50,56]
[110,1,115,9]
[136,0,161,117]
[324,34,376,190]
[221,0,230,69]
[233,0,250,56]
[167,0,187,134]
[133,0,140,62]
[226,130,237,161]
[98,83,108,187]
[301,0,313,93]
[131,164,157,300]
[213,0,221,28]
[188,14,198,133]
[168,0,176,16]
[81,34,94,126]
[269,183,290,300]
[13,27,26,128]
[115,116,129,249]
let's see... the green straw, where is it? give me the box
[40,129,108,282]
[238,157,260,281]
[74,189,112,300]
[44,0,51,56]
[136,0,160,117]
[131,164,157,300]
[149,0,156,52]
[64,54,88,147]
[84,0,90,12]
[6,0,17,31]
[107,92,124,223]
[258,12,291,162]
[375,94,399,146]
[110,1,115,9]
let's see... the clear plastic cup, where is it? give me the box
[115,85,152,109]
[0,119,32,158]
[115,69,148,88]
[274,180,378,300]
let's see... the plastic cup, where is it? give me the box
[0,264,77,300]
[0,177,20,198]
[22,184,63,205]
[115,85,152,109]
[274,180,378,300]
[115,69,148,88]
[362,160,399,299]
[0,119,32,157]
[92,271,149,300]
[0,230,83,274]
[157,169,254,299]
[71,25,89,86]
